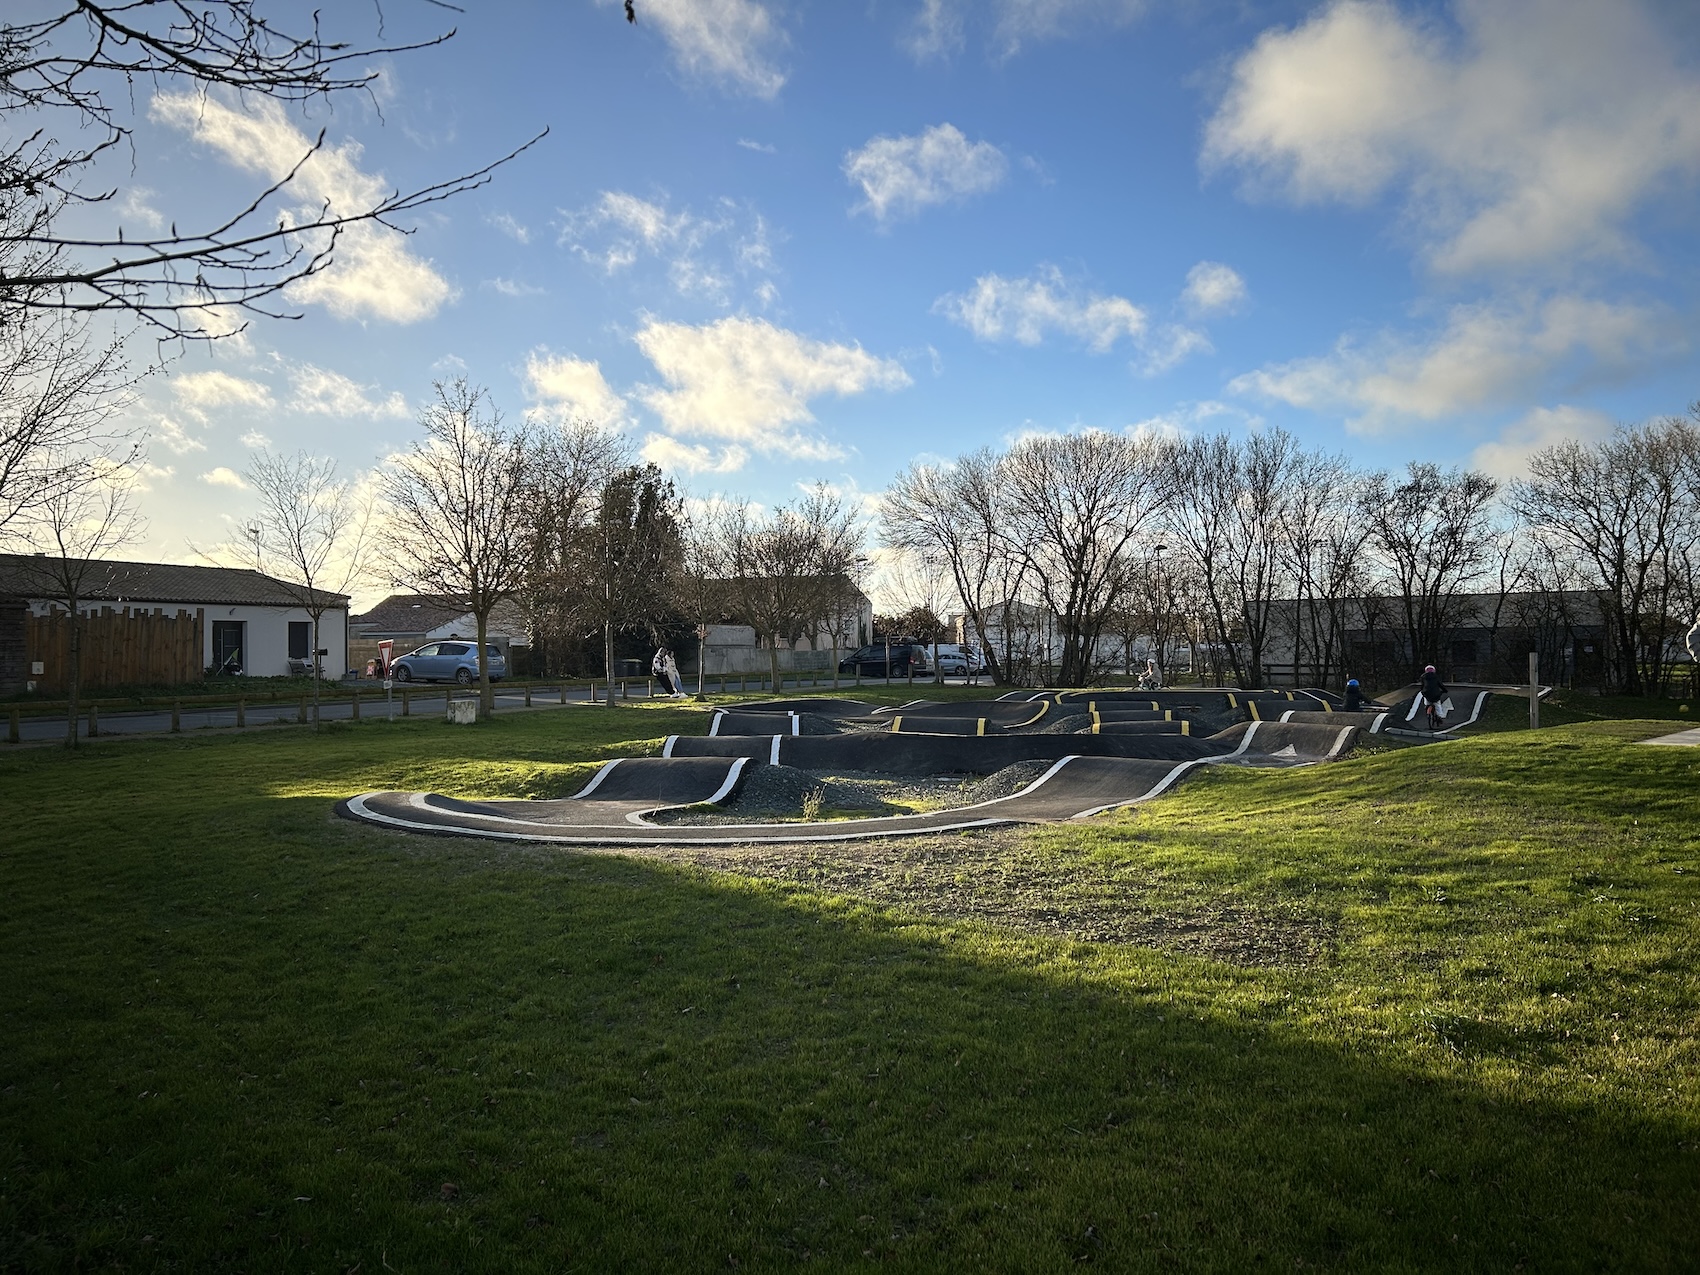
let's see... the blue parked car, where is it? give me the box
[391,641,505,685]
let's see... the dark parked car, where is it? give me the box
[391,641,506,685]
[838,643,932,679]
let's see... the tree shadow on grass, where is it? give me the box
[3,801,1696,1272]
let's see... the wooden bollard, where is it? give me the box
[558,684,567,705]
[402,690,411,717]
[236,699,246,728]
[524,683,532,707]
[647,677,654,698]
[351,692,361,722]
[171,700,182,733]
[298,697,308,724]
[590,681,598,703]
[621,679,629,699]
[88,704,99,737]
[7,707,18,744]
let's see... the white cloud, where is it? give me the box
[640,434,749,474]
[119,186,166,233]
[934,265,1146,353]
[288,365,409,420]
[903,0,1145,61]
[987,0,1146,58]
[151,416,207,455]
[845,124,1007,223]
[1127,400,1261,439]
[561,190,778,306]
[171,370,273,418]
[1137,325,1214,376]
[737,138,776,154]
[131,462,175,492]
[240,430,272,448]
[1229,294,1673,434]
[630,0,787,99]
[524,352,630,427]
[199,467,247,489]
[1182,262,1247,317]
[487,212,531,244]
[1471,404,1617,480]
[151,92,456,321]
[1203,0,1700,273]
[486,277,546,298]
[634,316,911,461]
[904,0,966,60]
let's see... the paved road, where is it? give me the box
[4,674,980,746]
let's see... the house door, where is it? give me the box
[212,620,245,674]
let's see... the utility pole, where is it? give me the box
[1528,650,1540,730]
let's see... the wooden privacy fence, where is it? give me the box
[26,606,205,690]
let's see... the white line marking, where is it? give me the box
[708,712,725,737]
[769,735,782,766]
[661,735,677,758]
[573,759,622,798]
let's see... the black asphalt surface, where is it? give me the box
[339,711,1364,846]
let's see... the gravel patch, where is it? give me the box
[649,760,1064,826]
[628,826,1332,967]
[1033,713,1096,734]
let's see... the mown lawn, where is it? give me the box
[2,698,1697,1271]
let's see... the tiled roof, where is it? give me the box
[0,554,347,607]
[350,594,468,634]
[351,594,529,638]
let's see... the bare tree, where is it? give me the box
[1512,416,1700,695]
[518,420,630,675]
[0,310,134,542]
[15,452,144,746]
[713,485,868,690]
[1,3,546,337]
[579,464,684,707]
[881,449,1022,684]
[1001,431,1166,686]
[378,380,533,715]
[1162,434,1245,687]
[1362,463,1500,677]
[231,448,372,727]
[1278,450,1368,688]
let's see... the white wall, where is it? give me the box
[202,605,348,678]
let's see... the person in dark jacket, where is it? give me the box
[1343,678,1369,712]
[1407,664,1452,728]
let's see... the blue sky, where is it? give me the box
[98,0,1700,589]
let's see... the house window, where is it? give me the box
[288,621,311,660]
[212,621,245,674]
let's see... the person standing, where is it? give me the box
[652,646,675,696]
[663,648,687,698]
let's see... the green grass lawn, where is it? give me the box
[2,698,1697,1270]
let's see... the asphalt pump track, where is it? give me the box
[339,711,1361,847]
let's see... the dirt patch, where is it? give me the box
[626,825,1333,968]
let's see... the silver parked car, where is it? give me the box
[391,641,506,685]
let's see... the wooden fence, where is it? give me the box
[26,605,205,690]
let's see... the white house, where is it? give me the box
[0,554,349,691]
